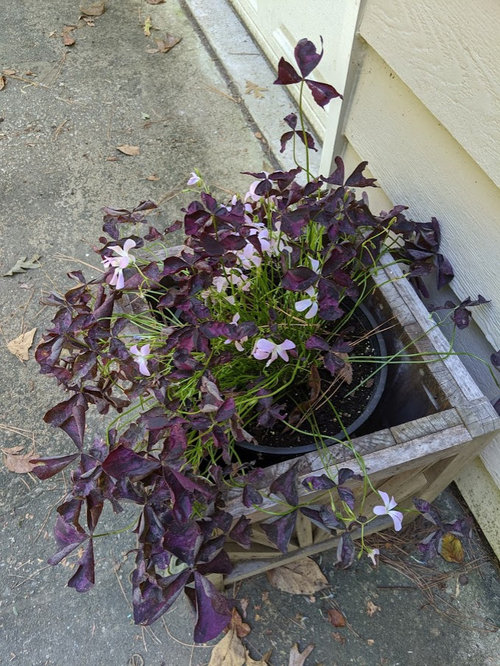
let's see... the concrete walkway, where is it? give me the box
[0,1,498,664]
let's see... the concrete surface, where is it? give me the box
[0,1,498,665]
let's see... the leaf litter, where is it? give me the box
[7,328,37,362]
[116,144,140,156]
[2,446,37,474]
[266,557,329,595]
[146,34,181,54]
[2,254,41,276]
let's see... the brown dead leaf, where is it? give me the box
[146,174,160,181]
[146,0,165,4]
[228,608,251,638]
[116,144,140,156]
[337,353,353,384]
[3,68,16,76]
[266,558,329,595]
[2,448,37,474]
[327,608,346,628]
[79,1,105,16]
[7,328,37,362]
[331,631,345,644]
[440,532,464,563]
[208,628,269,666]
[0,76,6,91]
[245,80,267,99]
[366,600,380,617]
[151,33,181,54]
[288,643,314,666]
[62,26,76,46]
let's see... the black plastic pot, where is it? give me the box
[236,302,388,458]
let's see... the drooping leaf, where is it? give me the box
[67,539,95,592]
[305,79,342,107]
[191,572,234,643]
[102,445,160,480]
[30,453,79,479]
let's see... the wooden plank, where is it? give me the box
[454,400,500,439]
[224,516,394,586]
[294,510,314,548]
[359,0,500,186]
[390,409,461,444]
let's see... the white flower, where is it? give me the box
[237,242,262,269]
[102,239,136,290]
[251,338,296,367]
[373,491,403,531]
[366,548,380,566]
[295,286,318,319]
[130,343,151,376]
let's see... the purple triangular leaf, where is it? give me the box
[242,484,263,508]
[192,572,234,643]
[274,58,302,85]
[337,486,355,511]
[294,37,323,77]
[344,162,377,188]
[229,516,252,549]
[30,453,79,480]
[269,464,298,506]
[281,266,318,292]
[260,512,297,554]
[48,516,88,565]
[336,533,355,569]
[163,521,202,567]
[102,446,160,480]
[305,79,342,107]
[67,539,95,592]
[302,474,336,490]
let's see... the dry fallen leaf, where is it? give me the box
[79,1,105,16]
[288,643,314,666]
[2,447,37,474]
[0,76,6,91]
[3,68,16,76]
[62,25,76,46]
[440,532,464,563]
[208,629,269,666]
[147,33,181,54]
[327,608,346,628]
[366,600,380,617]
[143,16,153,36]
[146,174,160,181]
[2,254,41,276]
[146,0,165,4]
[228,608,251,638]
[245,80,267,99]
[266,558,329,595]
[116,144,140,156]
[331,631,345,644]
[7,328,37,362]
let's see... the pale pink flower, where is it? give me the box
[130,343,151,376]
[373,491,403,531]
[102,239,136,290]
[187,172,200,186]
[252,338,296,367]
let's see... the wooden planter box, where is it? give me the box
[220,256,500,585]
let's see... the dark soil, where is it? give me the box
[250,331,382,449]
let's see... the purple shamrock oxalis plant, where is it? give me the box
[32,38,498,643]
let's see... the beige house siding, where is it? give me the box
[229,0,500,557]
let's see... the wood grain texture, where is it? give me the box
[359,0,500,186]
[343,48,500,349]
